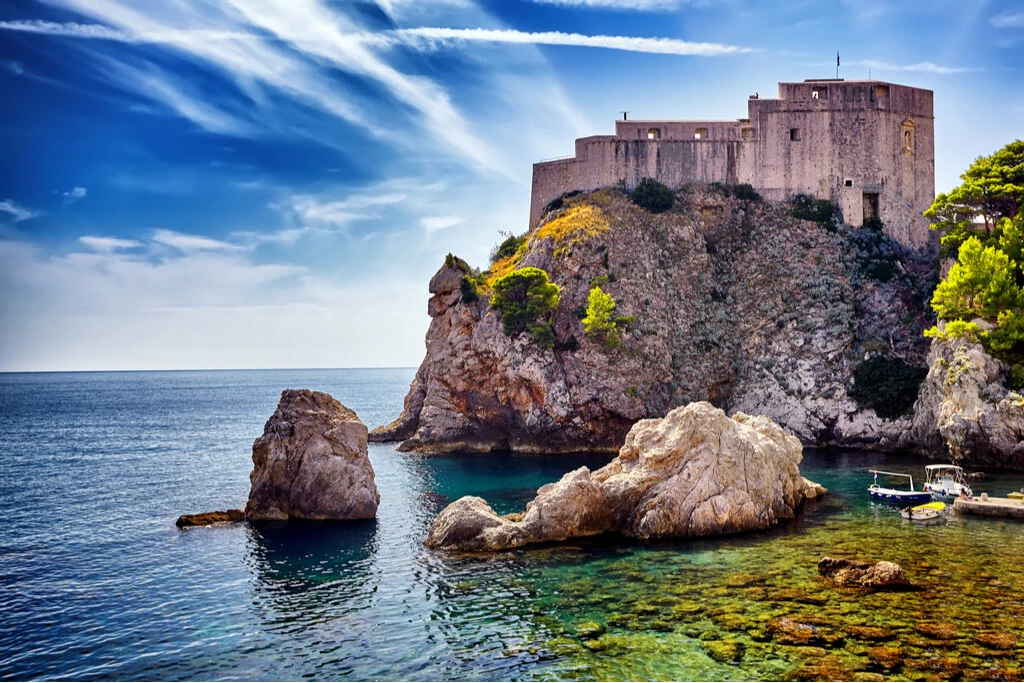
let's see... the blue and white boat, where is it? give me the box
[922,464,973,500]
[867,470,933,505]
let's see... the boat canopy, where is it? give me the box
[924,465,965,472]
[869,470,916,490]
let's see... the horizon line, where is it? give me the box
[0,366,420,375]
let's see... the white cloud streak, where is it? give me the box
[991,12,1024,28]
[152,229,247,253]
[63,186,88,201]
[0,200,37,222]
[79,235,141,252]
[844,59,976,74]
[529,0,684,10]
[393,27,750,56]
[421,215,463,233]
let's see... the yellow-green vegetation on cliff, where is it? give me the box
[371,183,937,454]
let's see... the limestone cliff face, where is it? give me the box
[910,334,1024,469]
[372,188,937,454]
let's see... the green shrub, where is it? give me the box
[583,286,635,349]
[1010,363,1024,390]
[443,253,472,274]
[490,267,560,338]
[849,356,928,419]
[527,322,556,348]
[544,190,581,214]
[791,194,835,226]
[630,178,674,214]
[862,216,884,231]
[731,183,762,202]
[489,232,527,264]
[460,275,480,304]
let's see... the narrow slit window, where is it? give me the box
[790,128,801,141]
[694,128,708,140]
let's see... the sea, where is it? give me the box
[1,369,1023,681]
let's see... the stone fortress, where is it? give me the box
[530,79,935,249]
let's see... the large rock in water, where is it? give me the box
[817,557,913,590]
[909,333,1024,469]
[246,390,380,521]
[424,402,825,550]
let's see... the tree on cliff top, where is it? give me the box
[490,267,560,346]
[925,140,1024,256]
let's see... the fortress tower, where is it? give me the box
[530,79,935,249]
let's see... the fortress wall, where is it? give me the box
[530,158,577,227]
[614,120,742,141]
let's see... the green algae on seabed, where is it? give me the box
[431,458,1024,682]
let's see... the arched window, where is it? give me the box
[901,119,916,153]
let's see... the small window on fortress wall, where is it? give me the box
[812,87,827,100]
[741,127,753,139]
[790,128,801,141]
[844,179,853,187]
[694,128,708,140]
[648,128,661,140]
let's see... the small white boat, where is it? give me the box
[923,465,973,500]
[901,501,946,521]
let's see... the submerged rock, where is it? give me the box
[175,509,245,527]
[817,557,913,590]
[424,402,825,550]
[246,389,380,521]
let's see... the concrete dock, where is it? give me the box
[954,495,1024,520]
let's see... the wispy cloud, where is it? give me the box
[528,0,685,10]
[843,59,977,74]
[393,27,750,56]
[991,12,1024,28]
[152,229,246,253]
[421,215,463,233]
[63,187,88,202]
[0,200,37,223]
[79,235,141,252]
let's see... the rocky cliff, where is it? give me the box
[910,333,1024,468]
[372,186,939,454]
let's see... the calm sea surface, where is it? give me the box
[1,369,1023,681]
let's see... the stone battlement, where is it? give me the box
[531,79,935,249]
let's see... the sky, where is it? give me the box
[0,0,1022,372]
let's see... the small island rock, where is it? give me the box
[176,509,245,527]
[425,401,825,550]
[246,389,380,521]
[817,557,912,590]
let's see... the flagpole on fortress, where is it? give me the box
[836,51,840,79]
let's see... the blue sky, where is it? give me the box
[0,0,1022,371]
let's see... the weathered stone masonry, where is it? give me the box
[531,79,935,249]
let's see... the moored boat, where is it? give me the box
[868,470,933,505]
[901,501,946,521]
[923,465,973,500]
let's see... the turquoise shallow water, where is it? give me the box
[1,369,1023,681]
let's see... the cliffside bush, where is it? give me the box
[544,190,581,214]
[710,182,762,202]
[849,356,928,419]
[460,275,480,303]
[630,178,674,214]
[791,194,835,227]
[582,286,633,349]
[490,267,561,344]
[850,225,902,283]
[534,204,611,258]
[490,232,527,264]
[444,253,472,274]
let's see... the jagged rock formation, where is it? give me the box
[372,187,936,454]
[246,390,380,521]
[817,557,913,590]
[910,334,1024,469]
[424,402,825,551]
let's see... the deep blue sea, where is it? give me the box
[2,370,1023,681]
